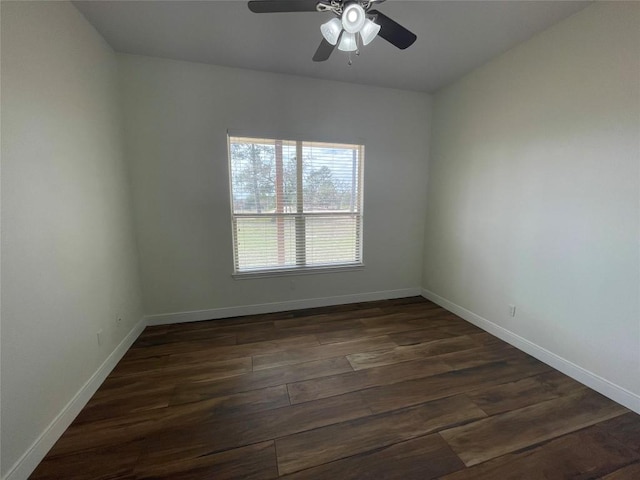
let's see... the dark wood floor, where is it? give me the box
[32,297,640,479]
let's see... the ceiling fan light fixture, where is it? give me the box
[337,31,358,51]
[320,17,342,45]
[248,0,417,62]
[341,3,366,34]
[360,18,381,45]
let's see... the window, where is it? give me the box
[228,135,363,274]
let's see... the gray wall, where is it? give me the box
[1,2,144,476]
[119,54,431,317]
[423,3,640,403]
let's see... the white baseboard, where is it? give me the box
[145,288,422,326]
[422,289,640,415]
[18,286,634,480]
[3,318,147,480]
[5,288,421,479]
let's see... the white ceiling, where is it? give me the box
[73,0,590,93]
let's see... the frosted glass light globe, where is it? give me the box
[337,31,358,51]
[360,18,380,45]
[341,3,366,34]
[320,18,342,45]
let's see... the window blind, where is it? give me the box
[228,135,363,274]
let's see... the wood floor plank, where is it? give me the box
[90,374,170,395]
[376,320,485,346]
[171,356,353,404]
[359,310,460,328]
[237,319,364,344]
[124,336,238,360]
[131,328,237,348]
[466,376,557,417]
[440,425,640,480]
[164,320,276,339]
[134,441,279,480]
[30,439,145,480]
[595,412,640,456]
[272,307,384,329]
[72,383,174,424]
[138,324,170,337]
[162,356,254,383]
[361,356,551,414]
[346,335,479,370]
[168,334,320,365]
[315,312,462,345]
[467,332,510,347]
[436,322,485,336]
[437,342,526,370]
[275,394,485,475]
[111,356,253,385]
[377,298,443,314]
[466,370,586,416]
[252,336,397,371]
[46,385,289,457]
[142,392,373,458]
[385,325,458,346]
[108,354,171,378]
[280,434,465,480]
[167,384,291,416]
[601,462,640,479]
[440,389,629,466]
[287,356,451,404]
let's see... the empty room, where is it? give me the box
[1,0,639,479]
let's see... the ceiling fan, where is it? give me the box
[248,0,417,62]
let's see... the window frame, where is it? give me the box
[227,133,365,278]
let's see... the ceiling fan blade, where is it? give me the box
[312,38,336,62]
[248,0,322,13]
[369,9,417,50]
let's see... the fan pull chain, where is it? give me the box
[348,34,361,66]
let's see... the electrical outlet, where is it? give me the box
[508,304,516,317]
[116,314,123,327]
[97,329,103,346]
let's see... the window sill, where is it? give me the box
[232,263,365,280]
